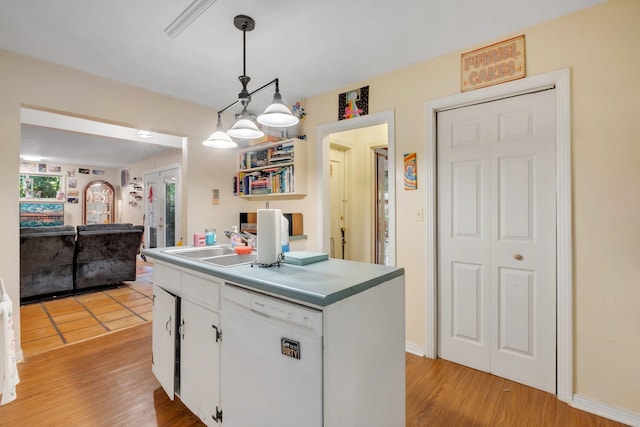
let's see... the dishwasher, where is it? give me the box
[221,283,323,427]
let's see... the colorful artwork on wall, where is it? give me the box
[404,152,417,190]
[19,202,64,227]
[338,85,369,120]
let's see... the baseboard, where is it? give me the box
[405,341,426,357]
[572,394,640,427]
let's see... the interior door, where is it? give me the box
[374,148,389,265]
[145,167,179,248]
[330,147,346,259]
[437,89,556,393]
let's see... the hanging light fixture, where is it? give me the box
[202,15,299,149]
[203,113,237,148]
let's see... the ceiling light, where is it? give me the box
[203,113,237,148]
[21,155,42,162]
[136,130,153,139]
[257,83,300,127]
[227,108,264,140]
[202,15,299,149]
[164,0,218,39]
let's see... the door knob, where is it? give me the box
[514,253,523,261]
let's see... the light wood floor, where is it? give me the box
[1,323,627,426]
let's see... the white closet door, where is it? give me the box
[438,89,556,393]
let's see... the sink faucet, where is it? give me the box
[224,229,256,249]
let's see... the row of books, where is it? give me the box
[234,166,295,196]
[239,141,295,170]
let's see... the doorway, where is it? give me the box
[327,125,388,264]
[317,110,396,266]
[144,165,181,249]
[425,69,573,401]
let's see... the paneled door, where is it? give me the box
[437,89,556,393]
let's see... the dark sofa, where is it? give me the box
[19,223,143,302]
[20,225,77,299]
[74,223,143,290]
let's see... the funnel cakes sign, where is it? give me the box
[461,35,525,92]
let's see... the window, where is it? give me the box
[19,173,64,200]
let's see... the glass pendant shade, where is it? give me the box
[203,117,237,148]
[227,115,264,140]
[203,130,237,148]
[257,101,299,127]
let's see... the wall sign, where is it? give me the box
[461,35,525,92]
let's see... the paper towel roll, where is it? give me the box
[257,209,282,265]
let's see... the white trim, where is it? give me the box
[316,110,397,266]
[405,342,427,357]
[572,395,640,427]
[424,69,572,401]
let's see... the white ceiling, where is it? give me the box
[1,0,605,167]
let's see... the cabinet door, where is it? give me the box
[152,285,177,399]
[180,299,221,425]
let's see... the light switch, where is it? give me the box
[416,208,424,222]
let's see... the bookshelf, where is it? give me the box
[234,138,307,199]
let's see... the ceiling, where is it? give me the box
[1,0,605,168]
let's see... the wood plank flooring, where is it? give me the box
[0,322,628,426]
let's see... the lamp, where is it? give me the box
[202,15,299,149]
[203,113,237,148]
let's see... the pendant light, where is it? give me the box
[257,80,300,128]
[203,113,237,148]
[202,15,299,148]
[227,107,264,139]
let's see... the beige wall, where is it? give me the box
[1,0,639,415]
[301,0,640,413]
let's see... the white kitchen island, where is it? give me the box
[143,246,405,427]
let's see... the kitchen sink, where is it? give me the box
[163,246,256,267]
[163,246,236,259]
[202,253,256,267]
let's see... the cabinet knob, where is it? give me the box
[514,253,523,261]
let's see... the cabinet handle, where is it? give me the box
[212,406,223,423]
[212,324,222,342]
[514,253,524,261]
[165,316,172,336]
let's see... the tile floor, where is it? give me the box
[20,261,154,359]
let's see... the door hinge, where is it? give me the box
[212,406,223,423]
[212,324,222,342]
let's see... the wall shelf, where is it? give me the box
[234,138,307,199]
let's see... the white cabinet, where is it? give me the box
[152,285,177,399]
[150,258,405,427]
[151,262,222,426]
[235,138,307,198]
[180,299,221,425]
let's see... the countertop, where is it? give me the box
[142,246,404,307]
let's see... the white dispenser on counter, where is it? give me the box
[257,208,282,265]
